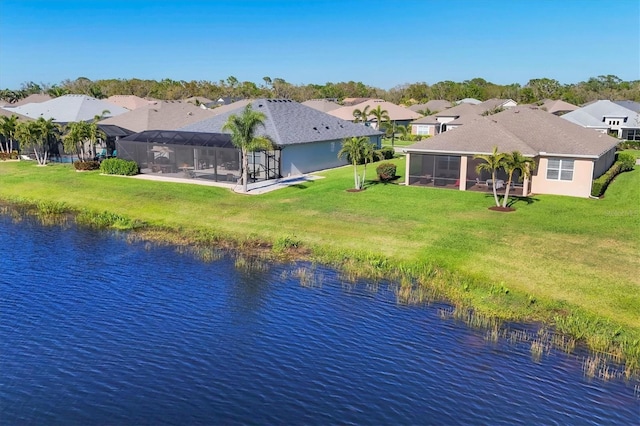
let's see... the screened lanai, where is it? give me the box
[116,130,281,184]
[407,153,530,194]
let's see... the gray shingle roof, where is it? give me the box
[405,106,618,158]
[561,100,640,129]
[180,99,382,146]
[613,100,640,113]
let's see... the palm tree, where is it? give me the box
[396,124,410,141]
[0,115,19,153]
[360,139,382,186]
[501,151,536,208]
[36,118,60,165]
[222,104,274,193]
[368,105,389,130]
[474,146,506,207]
[382,120,397,146]
[352,105,370,124]
[16,118,57,165]
[338,136,371,190]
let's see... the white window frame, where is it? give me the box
[546,158,574,181]
[416,125,431,136]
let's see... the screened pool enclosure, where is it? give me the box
[117,131,281,183]
[407,153,530,194]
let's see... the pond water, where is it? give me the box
[1,214,638,425]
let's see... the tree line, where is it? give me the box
[1,75,638,106]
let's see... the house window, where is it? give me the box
[416,125,430,135]
[546,158,574,181]
[625,129,640,141]
[330,142,335,152]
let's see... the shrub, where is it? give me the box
[100,158,139,176]
[73,160,100,171]
[0,152,9,161]
[591,154,635,197]
[10,150,18,159]
[617,151,636,171]
[376,162,397,181]
[617,140,640,150]
[376,146,395,160]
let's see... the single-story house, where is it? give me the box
[105,95,157,111]
[327,99,422,129]
[301,99,342,112]
[476,98,518,111]
[538,99,578,115]
[455,98,482,105]
[116,99,382,183]
[98,101,217,133]
[561,100,640,141]
[408,100,453,114]
[3,94,128,123]
[0,93,52,107]
[410,103,482,136]
[403,106,619,198]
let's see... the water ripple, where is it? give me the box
[0,216,638,425]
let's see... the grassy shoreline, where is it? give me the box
[1,157,639,372]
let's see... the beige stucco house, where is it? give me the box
[403,106,618,198]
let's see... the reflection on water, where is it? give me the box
[0,214,638,425]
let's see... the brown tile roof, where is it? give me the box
[327,100,421,122]
[539,99,578,114]
[98,101,217,132]
[411,103,481,124]
[105,95,156,111]
[408,100,453,113]
[4,93,53,107]
[301,99,342,112]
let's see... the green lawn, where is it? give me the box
[381,138,417,148]
[1,157,639,360]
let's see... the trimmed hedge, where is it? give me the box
[74,160,101,171]
[100,158,139,176]
[591,152,635,197]
[376,162,397,181]
[617,140,640,150]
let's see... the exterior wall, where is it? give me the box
[412,124,436,136]
[592,147,616,178]
[280,139,346,176]
[531,157,594,198]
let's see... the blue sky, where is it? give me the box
[1,0,638,90]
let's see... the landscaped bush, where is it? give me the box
[617,140,640,150]
[73,160,101,171]
[376,146,395,160]
[617,151,636,171]
[591,153,635,197]
[100,158,139,176]
[376,162,397,181]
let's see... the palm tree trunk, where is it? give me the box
[502,172,514,208]
[491,171,500,207]
[353,162,360,189]
[242,148,249,193]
